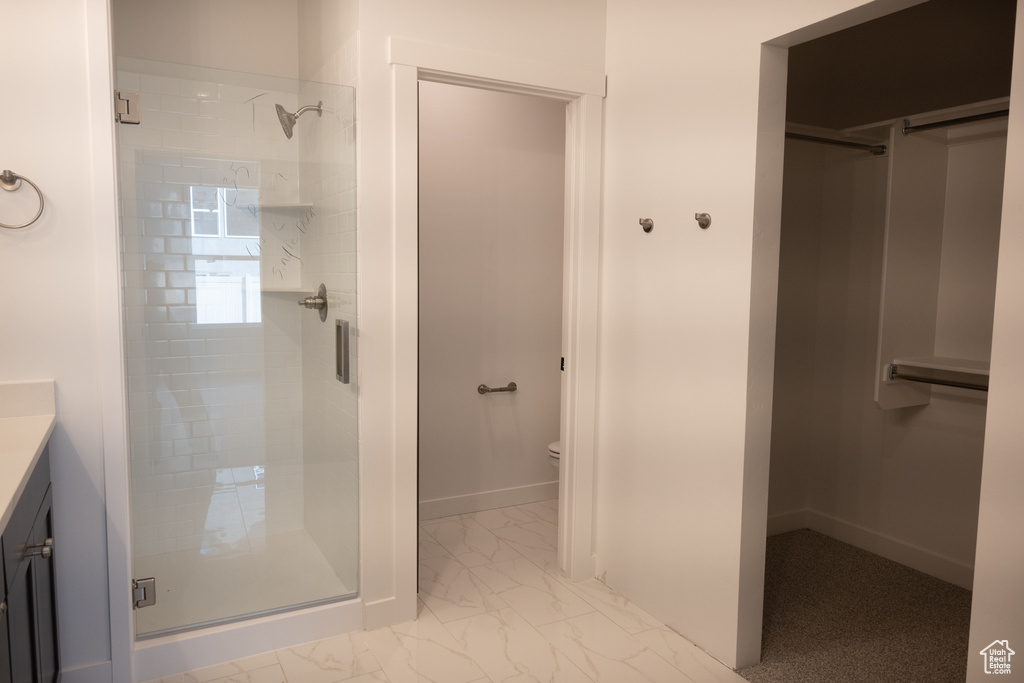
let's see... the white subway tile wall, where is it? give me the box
[118,57,357,635]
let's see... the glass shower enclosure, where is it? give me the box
[115,58,358,637]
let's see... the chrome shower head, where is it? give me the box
[275,101,323,139]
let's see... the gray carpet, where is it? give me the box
[739,529,972,683]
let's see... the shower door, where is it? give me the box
[115,58,358,637]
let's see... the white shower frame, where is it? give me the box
[390,37,606,605]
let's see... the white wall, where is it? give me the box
[113,0,359,88]
[355,0,608,627]
[0,0,117,677]
[112,0,300,79]
[935,132,1005,360]
[769,129,1002,588]
[418,81,565,518]
[598,0,926,669]
[968,3,1024,677]
[298,0,359,86]
[766,140,824,520]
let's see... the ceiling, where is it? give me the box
[786,0,1016,130]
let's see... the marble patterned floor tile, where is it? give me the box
[556,577,664,634]
[513,501,559,525]
[419,554,509,622]
[275,631,381,683]
[455,539,525,569]
[340,674,389,683]
[634,627,747,683]
[465,506,537,529]
[175,653,280,683]
[419,526,451,559]
[196,664,287,683]
[361,603,486,683]
[444,607,591,683]
[156,502,746,683]
[538,612,694,683]
[419,513,465,526]
[491,522,559,572]
[470,558,593,627]
[421,516,523,567]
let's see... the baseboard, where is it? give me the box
[61,660,112,683]
[766,509,810,536]
[770,508,974,589]
[419,481,558,520]
[133,597,362,681]
[362,596,400,630]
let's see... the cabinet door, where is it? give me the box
[5,485,59,683]
[1,594,12,683]
[30,488,58,683]
[6,557,33,683]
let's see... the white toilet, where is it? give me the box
[547,440,562,470]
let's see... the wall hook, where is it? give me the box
[639,218,654,233]
[695,213,711,230]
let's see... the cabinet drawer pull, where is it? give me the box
[24,537,53,559]
[0,601,6,617]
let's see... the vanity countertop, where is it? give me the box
[0,380,56,531]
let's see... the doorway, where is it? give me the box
[418,81,566,521]
[391,48,605,607]
[749,0,1015,679]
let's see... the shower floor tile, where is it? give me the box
[135,527,350,636]
[145,500,747,683]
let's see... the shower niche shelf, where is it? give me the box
[261,285,309,293]
[258,203,314,291]
[259,203,314,211]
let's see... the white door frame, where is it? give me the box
[391,39,605,606]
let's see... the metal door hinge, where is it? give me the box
[133,577,156,609]
[115,91,141,125]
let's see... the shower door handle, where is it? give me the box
[336,319,350,384]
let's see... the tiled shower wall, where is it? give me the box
[118,58,354,569]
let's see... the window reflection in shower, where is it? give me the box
[116,57,358,637]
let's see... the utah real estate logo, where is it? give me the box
[980,640,1014,675]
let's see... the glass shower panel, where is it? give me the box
[116,58,358,637]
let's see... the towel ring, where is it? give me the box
[1,170,45,229]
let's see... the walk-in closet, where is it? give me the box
[747,1,1017,681]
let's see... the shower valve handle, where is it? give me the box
[297,284,329,322]
[298,296,326,310]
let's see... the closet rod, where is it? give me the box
[902,109,1009,135]
[785,132,887,156]
[887,365,989,392]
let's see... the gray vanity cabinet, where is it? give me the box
[1,573,10,683]
[2,447,59,683]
